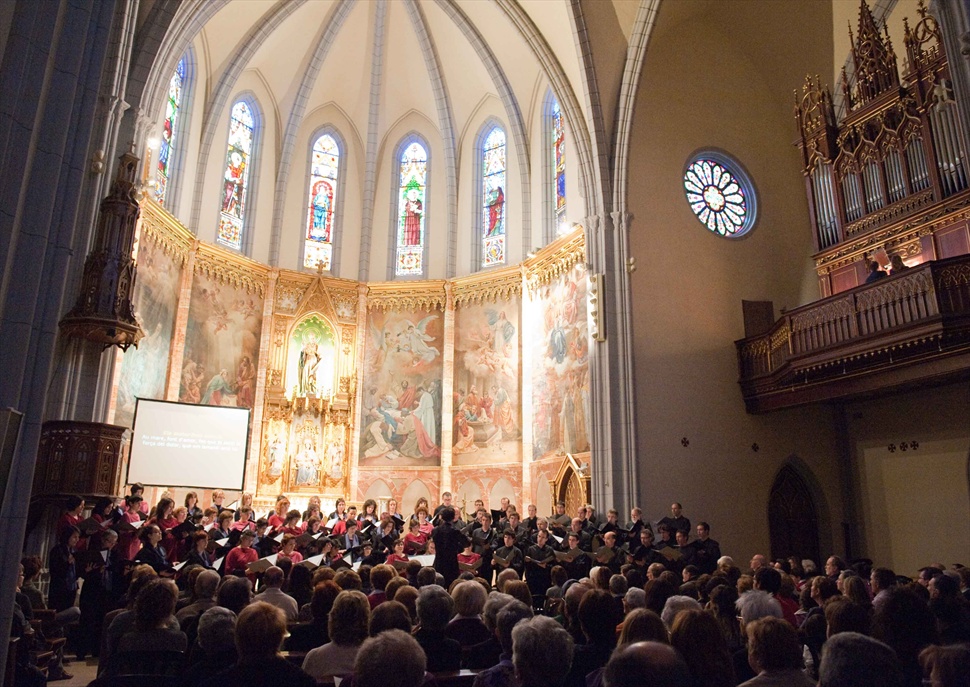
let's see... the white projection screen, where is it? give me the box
[129,399,250,490]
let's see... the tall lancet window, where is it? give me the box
[155,57,186,205]
[304,133,340,271]
[395,141,429,276]
[552,97,567,235]
[481,126,507,267]
[218,100,255,251]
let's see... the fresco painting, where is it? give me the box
[179,272,264,409]
[452,298,521,465]
[113,237,181,427]
[530,263,590,459]
[359,308,444,467]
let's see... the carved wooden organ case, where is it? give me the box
[795,0,970,297]
[257,270,359,499]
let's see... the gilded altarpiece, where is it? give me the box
[256,271,358,500]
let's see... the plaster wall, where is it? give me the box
[846,383,970,574]
[628,0,845,564]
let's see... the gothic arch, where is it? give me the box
[470,117,509,272]
[767,461,822,566]
[300,126,348,276]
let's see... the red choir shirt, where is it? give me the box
[457,552,481,565]
[230,520,256,532]
[224,546,259,576]
[268,513,287,529]
[278,550,303,564]
[403,532,428,555]
[385,553,409,566]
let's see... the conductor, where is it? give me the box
[431,505,468,587]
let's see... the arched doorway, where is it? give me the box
[768,465,821,566]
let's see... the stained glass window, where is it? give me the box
[218,101,255,251]
[155,58,185,205]
[683,153,756,237]
[481,126,506,267]
[395,141,428,276]
[304,133,340,271]
[552,98,567,235]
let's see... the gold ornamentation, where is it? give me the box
[366,281,447,312]
[139,198,194,264]
[193,246,268,296]
[453,265,522,306]
[525,227,586,294]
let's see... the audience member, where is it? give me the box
[368,599,412,635]
[116,578,187,654]
[447,580,490,648]
[472,600,533,687]
[512,616,575,687]
[817,631,904,687]
[202,601,315,687]
[669,609,735,687]
[602,641,692,687]
[182,607,238,683]
[302,589,370,680]
[414,584,462,672]
[354,629,427,687]
[739,616,813,686]
[256,566,298,621]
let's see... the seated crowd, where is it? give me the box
[15,491,970,687]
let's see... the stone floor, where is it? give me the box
[54,657,98,687]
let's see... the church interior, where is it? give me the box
[1,0,969,650]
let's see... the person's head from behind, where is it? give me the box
[603,641,691,687]
[217,576,253,614]
[736,590,783,627]
[135,578,178,631]
[745,617,803,674]
[660,595,702,630]
[579,589,619,645]
[235,602,287,661]
[452,580,487,617]
[818,632,903,687]
[512,616,575,687]
[496,600,534,655]
[824,596,871,637]
[196,569,221,600]
[919,645,970,687]
[669,609,732,674]
[354,630,426,687]
[618,608,668,646]
[368,600,412,636]
[329,590,370,646]
[197,607,237,655]
[416,584,453,633]
[262,566,285,589]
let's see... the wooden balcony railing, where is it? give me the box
[736,254,970,413]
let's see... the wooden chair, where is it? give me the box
[98,650,185,678]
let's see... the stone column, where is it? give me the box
[165,242,198,400]
[440,282,456,494]
[0,0,121,668]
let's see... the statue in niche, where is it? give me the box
[266,435,286,481]
[294,437,320,486]
[299,332,321,396]
[326,443,344,481]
